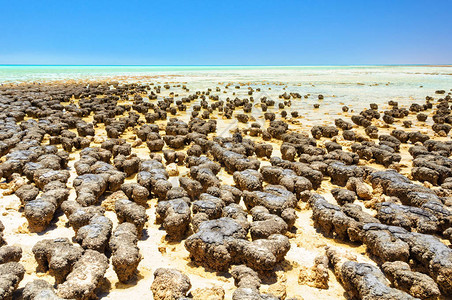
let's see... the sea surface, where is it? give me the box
[1,65,451,126]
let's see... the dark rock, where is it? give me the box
[382,261,440,299]
[326,247,415,300]
[331,188,356,205]
[56,250,109,300]
[156,198,191,240]
[32,238,83,284]
[109,222,141,283]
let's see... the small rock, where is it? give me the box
[132,138,143,147]
[266,282,287,299]
[167,163,179,176]
[93,136,106,144]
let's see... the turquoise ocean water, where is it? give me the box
[1,65,451,85]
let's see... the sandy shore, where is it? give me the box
[0,77,451,299]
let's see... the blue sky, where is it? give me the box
[1,0,451,65]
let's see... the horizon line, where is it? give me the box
[0,64,451,67]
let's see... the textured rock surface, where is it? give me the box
[150,268,191,300]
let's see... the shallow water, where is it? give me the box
[2,65,451,130]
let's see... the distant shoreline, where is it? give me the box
[422,65,452,67]
[0,64,451,67]
[1,64,451,84]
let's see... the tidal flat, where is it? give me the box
[0,67,451,299]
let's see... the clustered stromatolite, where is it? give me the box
[0,81,451,299]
